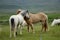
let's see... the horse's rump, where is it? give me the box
[11,18,15,31]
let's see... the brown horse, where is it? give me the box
[24,12,48,32]
[17,9,48,32]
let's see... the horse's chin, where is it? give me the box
[27,17,30,19]
[24,16,30,20]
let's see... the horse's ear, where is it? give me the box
[26,10,28,12]
[26,10,29,14]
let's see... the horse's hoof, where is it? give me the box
[16,32,17,35]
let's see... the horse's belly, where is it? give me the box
[31,17,40,23]
[32,20,40,23]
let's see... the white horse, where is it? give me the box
[51,19,60,26]
[9,10,30,37]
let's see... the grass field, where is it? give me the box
[0,12,60,40]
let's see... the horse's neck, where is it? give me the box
[17,14,25,23]
[17,14,24,18]
[17,13,22,16]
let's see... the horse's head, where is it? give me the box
[51,19,56,26]
[21,10,30,19]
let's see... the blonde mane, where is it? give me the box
[17,9,22,14]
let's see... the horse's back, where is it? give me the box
[9,15,19,24]
[38,12,47,17]
[10,15,18,21]
[30,12,48,21]
[55,19,60,23]
[29,12,47,18]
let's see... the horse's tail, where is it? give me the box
[11,18,15,31]
[45,19,48,27]
[44,16,48,31]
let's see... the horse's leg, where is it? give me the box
[19,25,23,35]
[27,24,30,32]
[41,22,44,32]
[16,24,19,35]
[44,25,48,32]
[45,23,48,32]
[44,20,48,32]
[44,24,46,32]
[14,25,17,37]
[30,23,35,33]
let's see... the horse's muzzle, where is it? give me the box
[24,16,30,20]
[26,17,30,19]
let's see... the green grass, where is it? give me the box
[0,23,60,40]
[0,12,60,40]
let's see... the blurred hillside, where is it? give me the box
[0,0,60,13]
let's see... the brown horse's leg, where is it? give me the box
[41,22,44,32]
[44,25,47,32]
[27,24,30,32]
[41,21,47,32]
[30,23,35,33]
[44,20,48,32]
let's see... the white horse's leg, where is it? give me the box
[20,25,23,35]
[9,20,12,38]
[14,25,17,37]
[18,25,20,29]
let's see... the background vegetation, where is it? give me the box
[0,12,60,40]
